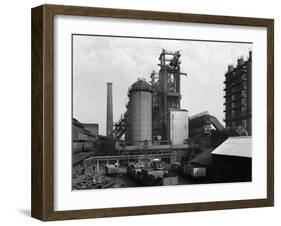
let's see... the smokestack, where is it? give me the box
[106,82,113,136]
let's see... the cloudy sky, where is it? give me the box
[73,35,252,136]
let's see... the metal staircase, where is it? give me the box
[110,111,129,140]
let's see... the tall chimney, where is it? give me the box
[106,82,113,136]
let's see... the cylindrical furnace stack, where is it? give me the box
[127,79,153,145]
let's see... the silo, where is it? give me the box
[128,79,152,145]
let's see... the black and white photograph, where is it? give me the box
[72,34,252,190]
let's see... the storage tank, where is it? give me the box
[127,79,153,145]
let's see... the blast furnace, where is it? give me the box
[127,79,153,145]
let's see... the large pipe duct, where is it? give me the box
[106,82,113,136]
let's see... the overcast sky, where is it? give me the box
[73,35,252,136]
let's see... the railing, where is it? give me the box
[117,139,172,147]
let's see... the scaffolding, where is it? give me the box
[150,49,187,140]
[109,111,129,140]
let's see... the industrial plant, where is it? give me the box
[72,49,252,190]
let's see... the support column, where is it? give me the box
[96,160,99,172]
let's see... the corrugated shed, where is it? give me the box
[211,136,252,158]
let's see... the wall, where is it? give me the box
[212,155,252,182]
[0,0,279,226]
[169,110,189,144]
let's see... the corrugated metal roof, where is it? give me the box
[211,136,252,158]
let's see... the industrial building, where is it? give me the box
[211,136,252,182]
[187,136,252,182]
[189,147,214,180]
[72,49,252,189]
[72,118,97,153]
[72,118,98,176]
[110,49,189,146]
[150,50,187,142]
[224,51,252,135]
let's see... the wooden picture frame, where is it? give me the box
[31,4,274,221]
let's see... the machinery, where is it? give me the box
[150,49,187,141]
[127,158,178,186]
[188,111,224,138]
[110,49,189,147]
